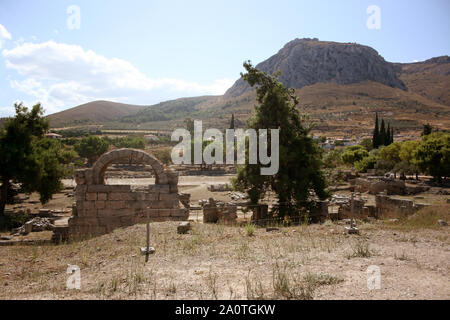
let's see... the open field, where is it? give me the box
[0,173,449,300]
[0,218,448,300]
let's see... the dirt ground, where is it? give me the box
[0,174,449,300]
[0,220,448,300]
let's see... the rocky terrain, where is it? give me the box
[225,38,407,97]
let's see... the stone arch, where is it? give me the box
[91,148,169,185]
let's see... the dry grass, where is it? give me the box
[0,219,449,300]
[384,206,449,231]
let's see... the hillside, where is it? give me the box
[396,56,450,106]
[47,100,146,128]
[47,39,450,137]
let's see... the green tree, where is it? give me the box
[233,62,328,217]
[0,103,75,223]
[74,135,110,166]
[355,154,378,172]
[422,123,433,136]
[379,119,386,147]
[113,136,146,149]
[399,140,420,179]
[360,138,373,152]
[414,132,449,182]
[323,149,343,168]
[372,112,380,149]
[341,145,369,165]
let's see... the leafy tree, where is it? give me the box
[360,138,373,152]
[74,135,110,166]
[0,103,76,224]
[341,145,369,165]
[380,142,401,163]
[112,136,146,149]
[233,62,328,217]
[399,140,420,179]
[323,149,343,168]
[414,132,449,182]
[355,154,378,172]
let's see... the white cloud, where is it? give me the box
[0,24,12,48]
[2,40,235,115]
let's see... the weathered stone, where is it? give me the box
[86,193,97,201]
[438,220,448,226]
[177,221,191,234]
[97,193,107,201]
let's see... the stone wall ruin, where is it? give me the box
[67,148,188,240]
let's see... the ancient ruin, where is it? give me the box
[56,149,189,241]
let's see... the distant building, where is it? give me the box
[144,134,160,142]
[45,133,62,140]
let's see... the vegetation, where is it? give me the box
[233,62,328,217]
[322,128,448,181]
[0,103,76,223]
[107,136,146,149]
[414,132,449,182]
[372,112,394,149]
[341,145,369,165]
[74,135,110,166]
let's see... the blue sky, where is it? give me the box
[0,0,449,117]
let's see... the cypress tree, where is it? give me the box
[386,123,391,146]
[391,127,394,144]
[230,113,235,129]
[373,113,379,149]
[380,119,386,147]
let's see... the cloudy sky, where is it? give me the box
[0,0,449,117]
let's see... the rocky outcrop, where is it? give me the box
[225,38,406,97]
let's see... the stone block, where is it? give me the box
[177,221,190,234]
[95,201,106,209]
[97,193,107,201]
[87,185,131,193]
[86,193,97,201]
[109,193,133,201]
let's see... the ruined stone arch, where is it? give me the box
[92,148,169,185]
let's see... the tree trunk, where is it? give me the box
[0,177,9,227]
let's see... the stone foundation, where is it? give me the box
[203,198,237,224]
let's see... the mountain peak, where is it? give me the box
[225,39,407,97]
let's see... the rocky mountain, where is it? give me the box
[225,38,407,97]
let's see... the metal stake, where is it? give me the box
[145,206,150,263]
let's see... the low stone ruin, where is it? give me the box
[11,217,54,236]
[207,184,232,192]
[375,194,431,216]
[58,148,189,241]
[351,177,406,195]
[203,198,237,224]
